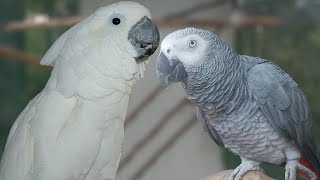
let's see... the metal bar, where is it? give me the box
[119,98,190,171]
[130,115,197,180]
[124,85,163,129]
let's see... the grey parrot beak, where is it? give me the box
[156,52,188,87]
[128,16,160,63]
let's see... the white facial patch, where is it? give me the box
[161,33,208,67]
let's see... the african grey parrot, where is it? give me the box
[0,1,159,180]
[156,27,320,180]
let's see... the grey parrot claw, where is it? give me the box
[229,161,262,180]
[285,160,317,180]
[285,161,297,180]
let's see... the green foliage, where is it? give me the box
[0,0,78,157]
[0,0,26,155]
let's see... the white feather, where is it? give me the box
[0,1,152,180]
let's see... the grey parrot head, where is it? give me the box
[156,27,232,87]
[128,16,160,63]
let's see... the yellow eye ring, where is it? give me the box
[189,40,197,48]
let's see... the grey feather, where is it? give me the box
[246,59,320,172]
[196,107,225,148]
[157,28,320,178]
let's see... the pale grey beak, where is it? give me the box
[128,16,160,63]
[156,52,187,87]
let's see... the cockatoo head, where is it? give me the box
[41,1,159,65]
[93,1,160,63]
[41,1,160,98]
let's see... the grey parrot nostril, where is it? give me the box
[156,52,187,87]
[167,49,170,54]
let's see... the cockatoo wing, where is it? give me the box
[40,26,76,66]
[40,15,93,67]
[0,89,118,180]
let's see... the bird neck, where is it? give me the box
[182,54,245,112]
[45,60,143,101]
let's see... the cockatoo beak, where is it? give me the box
[128,16,160,63]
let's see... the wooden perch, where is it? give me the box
[4,16,282,32]
[4,16,84,32]
[157,16,282,29]
[163,0,228,20]
[202,170,275,180]
[0,46,51,70]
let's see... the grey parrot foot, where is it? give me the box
[285,160,297,180]
[285,160,317,180]
[229,161,262,180]
[297,163,317,180]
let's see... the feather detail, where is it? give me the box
[298,156,320,180]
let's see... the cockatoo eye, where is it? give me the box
[189,40,197,48]
[112,18,121,25]
[109,13,126,27]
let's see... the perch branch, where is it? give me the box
[4,16,83,32]
[163,0,229,20]
[0,46,50,70]
[4,16,282,32]
[158,16,282,29]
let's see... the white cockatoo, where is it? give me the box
[0,1,159,180]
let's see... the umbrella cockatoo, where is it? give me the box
[0,1,159,180]
[156,28,320,180]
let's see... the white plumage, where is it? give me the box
[0,1,158,180]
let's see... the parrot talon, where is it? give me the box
[285,160,298,180]
[285,160,317,180]
[229,159,261,180]
[297,163,317,180]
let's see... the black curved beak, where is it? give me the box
[156,52,187,87]
[128,16,160,63]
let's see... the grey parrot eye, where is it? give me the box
[189,40,197,48]
[112,18,121,25]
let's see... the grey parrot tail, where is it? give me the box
[299,141,320,177]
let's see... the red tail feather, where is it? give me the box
[298,156,320,180]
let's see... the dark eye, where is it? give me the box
[189,40,197,48]
[112,18,121,25]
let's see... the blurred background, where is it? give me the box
[0,0,320,179]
